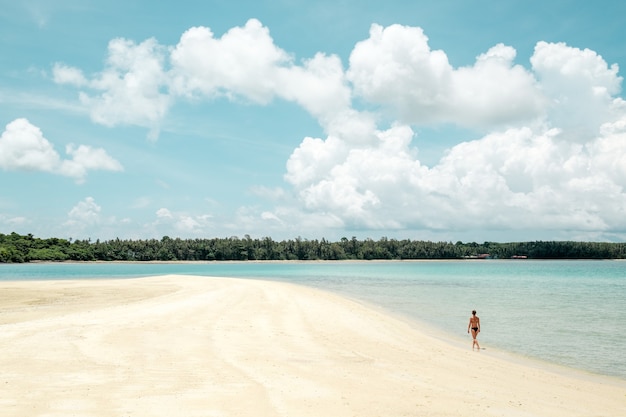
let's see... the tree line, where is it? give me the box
[1,232,625,263]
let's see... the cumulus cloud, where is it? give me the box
[285,120,626,236]
[450,44,546,127]
[65,197,101,227]
[169,18,352,128]
[54,38,170,140]
[274,52,351,123]
[0,118,62,172]
[284,33,626,238]
[154,207,213,235]
[347,24,453,122]
[531,41,625,142]
[59,144,124,180]
[347,24,545,129]
[49,20,626,239]
[156,208,173,219]
[0,118,123,182]
[169,19,291,102]
[286,124,430,229]
[54,19,351,137]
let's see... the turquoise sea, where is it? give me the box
[1,260,625,380]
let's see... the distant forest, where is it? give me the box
[1,232,625,263]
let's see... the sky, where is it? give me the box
[1,0,626,243]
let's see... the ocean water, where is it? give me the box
[1,260,624,380]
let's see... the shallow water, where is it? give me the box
[1,260,625,379]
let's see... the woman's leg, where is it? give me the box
[471,329,480,350]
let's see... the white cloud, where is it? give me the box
[54,38,170,140]
[285,118,626,237]
[347,24,545,129]
[591,116,626,184]
[52,62,87,86]
[0,118,123,182]
[285,135,349,187]
[62,197,133,239]
[0,118,62,172]
[170,19,291,103]
[170,19,351,127]
[55,19,351,137]
[175,215,201,233]
[347,24,453,123]
[286,123,430,229]
[274,52,351,124]
[531,41,624,142]
[46,21,626,240]
[65,197,101,226]
[450,44,546,127]
[156,208,173,219]
[60,144,124,182]
[153,208,213,235]
[279,29,624,240]
[261,211,282,222]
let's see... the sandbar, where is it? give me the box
[1,275,624,416]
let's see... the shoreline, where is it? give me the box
[1,275,624,416]
[22,257,626,264]
[337,282,626,387]
[3,262,625,382]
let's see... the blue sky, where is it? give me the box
[2,0,626,242]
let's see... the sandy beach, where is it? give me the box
[1,275,624,416]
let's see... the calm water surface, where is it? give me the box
[1,260,624,380]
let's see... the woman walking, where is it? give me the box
[468,310,481,350]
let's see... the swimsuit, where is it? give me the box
[472,327,479,332]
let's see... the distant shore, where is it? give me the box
[22,257,626,265]
[1,275,624,416]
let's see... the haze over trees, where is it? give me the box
[0,232,624,263]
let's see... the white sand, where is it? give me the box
[1,275,624,416]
